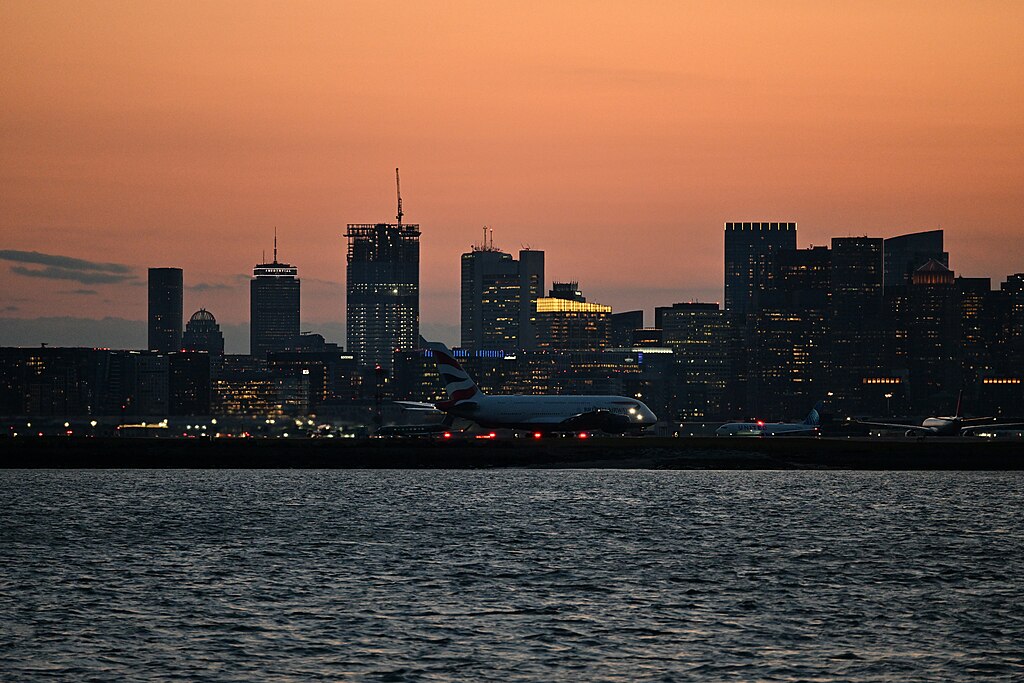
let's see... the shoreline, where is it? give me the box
[2,436,1022,470]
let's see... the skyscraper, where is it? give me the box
[461,233,545,351]
[535,284,612,351]
[883,229,947,288]
[655,302,730,419]
[250,235,300,358]
[609,310,644,348]
[903,259,960,412]
[148,267,183,353]
[722,222,797,416]
[346,170,420,369]
[748,246,831,417]
[724,222,798,319]
[830,237,885,413]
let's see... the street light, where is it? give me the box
[884,392,893,417]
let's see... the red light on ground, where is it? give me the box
[443,431,452,439]
[578,432,589,439]
[533,432,543,439]
[757,420,765,426]
[489,432,497,439]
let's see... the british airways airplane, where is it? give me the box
[398,343,657,435]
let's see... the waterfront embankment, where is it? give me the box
[2,436,1022,469]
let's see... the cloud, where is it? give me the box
[5,306,19,312]
[0,250,132,274]
[66,289,100,295]
[188,282,232,292]
[1,249,137,285]
[10,265,137,285]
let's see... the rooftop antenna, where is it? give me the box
[482,225,487,249]
[273,227,278,263]
[489,227,494,250]
[395,168,403,229]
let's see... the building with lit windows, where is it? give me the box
[168,351,211,416]
[534,293,612,351]
[460,237,544,351]
[250,243,300,359]
[883,229,947,288]
[655,302,729,420]
[748,246,831,418]
[829,237,886,414]
[148,267,183,353]
[345,220,420,370]
[724,222,798,319]
[182,309,225,357]
[609,310,644,348]
[891,259,960,413]
[723,222,797,416]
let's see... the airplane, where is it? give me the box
[715,402,823,437]
[857,391,1024,437]
[396,343,658,435]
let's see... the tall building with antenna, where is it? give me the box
[345,169,420,369]
[460,228,545,351]
[250,230,300,358]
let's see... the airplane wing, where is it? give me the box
[768,426,819,435]
[393,401,441,412]
[516,415,573,425]
[856,420,932,433]
[510,411,618,426]
[961,422,1024,435]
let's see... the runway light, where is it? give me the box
[578,432,589,439]
[533,432,543,439]
[443,431,452,439]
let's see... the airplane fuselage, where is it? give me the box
[920,416,960,435]
[445,394,657,433]
[714,422,819,437]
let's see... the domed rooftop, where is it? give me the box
[189,308,217,323]
[915,259,950,273]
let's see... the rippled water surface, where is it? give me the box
[2,470,1023,681]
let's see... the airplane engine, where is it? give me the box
[906,429,918,437]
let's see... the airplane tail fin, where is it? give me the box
[424,341,481,405]
[804,401,824,426]
[955,389,964,418]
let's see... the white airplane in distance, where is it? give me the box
[857,391,1024,437]
[396,343,658,435]
[715,402,823,437]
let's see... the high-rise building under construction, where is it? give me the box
[345,170,420,369]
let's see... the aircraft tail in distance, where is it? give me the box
[424,342,481,405]
[804,401,824,426]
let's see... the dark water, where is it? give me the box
[2,470,1023,682]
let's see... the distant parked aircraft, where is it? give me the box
[397,342,657,435]
[715,402,823,437]
[858,391,1024,436]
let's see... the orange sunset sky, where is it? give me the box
[2,1,1023,349]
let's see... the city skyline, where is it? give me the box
[2,2,1023,347]
[1,221,1023,354]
